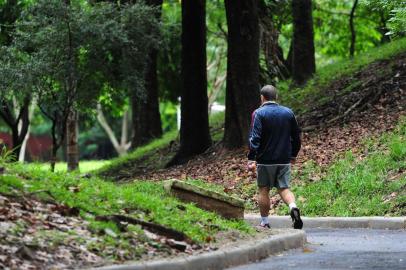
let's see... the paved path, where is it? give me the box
[228,228,406,270]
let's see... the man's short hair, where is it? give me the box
[260,85,278,101]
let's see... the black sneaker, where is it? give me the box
[290,208,303,229]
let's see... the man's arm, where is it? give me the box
[290,113,301,161]
[248,111,262,161]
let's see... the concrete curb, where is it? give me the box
[245,214,406,230]
[93,230,306,270]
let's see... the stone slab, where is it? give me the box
[164,180,245,219]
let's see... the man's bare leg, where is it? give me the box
[258,187,271,217]
[278,188,303,229]
[258,187,271,227]
[277,188,295,206]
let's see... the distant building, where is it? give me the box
[0,132,52,161]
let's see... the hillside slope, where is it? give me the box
[99,42,406,184]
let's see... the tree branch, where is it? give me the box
[96,103,121,154]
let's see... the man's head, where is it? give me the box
[260,85,278,103]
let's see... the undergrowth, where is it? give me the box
[179,118,406,217]
[276,118,406,216]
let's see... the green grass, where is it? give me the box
[278,37,406,113]
[26,160,110,173]
[277,118,406,216]
[0,163,252,242]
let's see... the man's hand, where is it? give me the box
[247,161,257,171]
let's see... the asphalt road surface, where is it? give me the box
[229,229,406,270]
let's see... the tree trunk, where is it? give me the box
[292,0,316,86]
[131,49,163,147]
[49,117,59,173]
[66,109,79,171]
[285,41,293,76]
[167,0,211,166]
[18,100,36,162]
[0,97,30,161]
[18,129,29,162]
[349,0,358,58]
[258,0,289,81]
[50,144,57,172]
[131,0,163,148]
[223,0,261,149]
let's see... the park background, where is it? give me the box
[0,0,405,269]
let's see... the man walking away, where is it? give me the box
[247,85,303,229]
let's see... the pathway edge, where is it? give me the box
[244,214,406,230]
[92,230,306,270]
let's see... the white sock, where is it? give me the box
[288,203,297,210]
[260,216,269,225]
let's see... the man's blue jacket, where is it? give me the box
[248,101,301,164]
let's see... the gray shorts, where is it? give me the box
[256,164,291,188]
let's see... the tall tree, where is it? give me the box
[291,0,315,86]
[63,0,80,171]
[223,0,260,149]
[349,0,358,58]
[16,0,159,171]
[167,0,211,166]
[258,0,293,82]
[131,0,163,148]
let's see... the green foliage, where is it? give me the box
[15,0,160,111]
[278,37,406,113]
[159,101,178,132]
[279,118,406,216]
[0,0,24,45]
[388,7,406,36]
[2,0,160,162]
[313,0,382,61]
[0,46,33,109]
[158,1,181,103]
[206,0,227,103]
[0,146,15,165]
[0,163,252,242]
[361,0,406,36]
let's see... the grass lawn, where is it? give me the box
[0,162,252,243]
[26,160,110,173]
